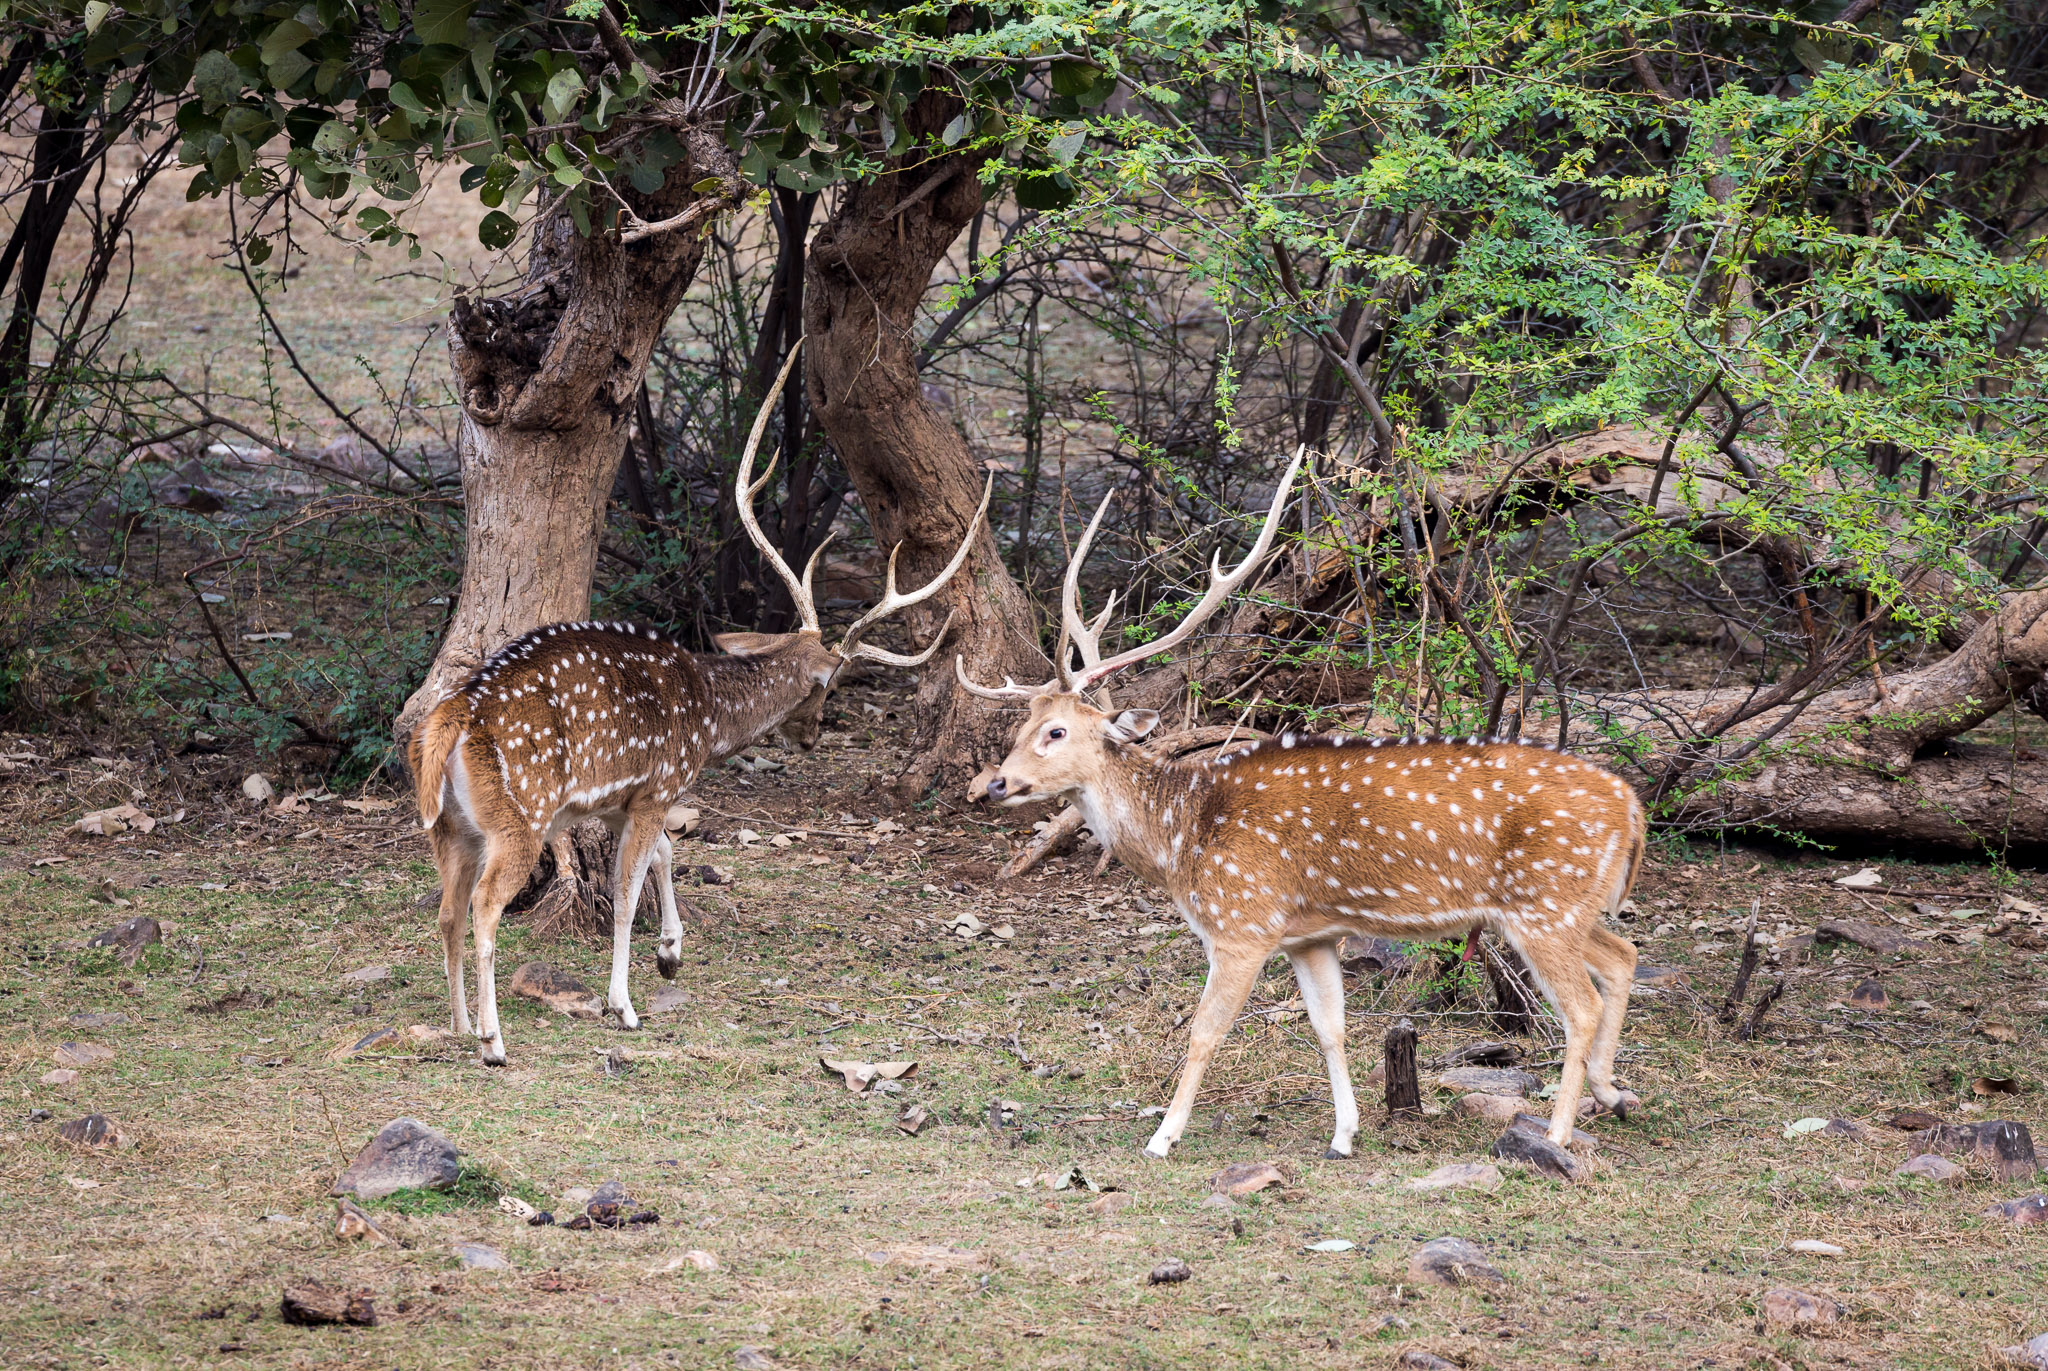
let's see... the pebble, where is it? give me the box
[1896,1154,1964,1182]
[1404,1162,1502,1193]
[1147,1258,1192,1284]
[1789,1239,1844,1257]
[1407,1236,1503,1287]
[1762,1287,1842,1326]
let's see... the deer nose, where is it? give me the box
[986,775,1008,799]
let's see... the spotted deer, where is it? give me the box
[411,351,989,1064]
[958,453,1644,1157]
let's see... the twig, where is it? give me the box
[1735,977,1786,1042]
[1719,899,1761,1022]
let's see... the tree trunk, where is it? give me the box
[804,93,1046,800]
[394,120,738,743]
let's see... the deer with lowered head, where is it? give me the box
[411,351,989,1064]
[959,453,1644,1158]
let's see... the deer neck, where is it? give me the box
[1069,746,1197,887]
[691,651,820,764]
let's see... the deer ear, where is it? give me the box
[713,632,784,657]
[1103,709,1161,743]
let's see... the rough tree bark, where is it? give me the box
[393,118,739,742]
[804,92,1048,800]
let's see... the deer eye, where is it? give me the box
[1047,727,1066,741]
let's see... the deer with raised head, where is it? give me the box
[959,453,1643,1158]
[411,351,988,1064]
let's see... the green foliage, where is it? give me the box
[366,1161,543,1215]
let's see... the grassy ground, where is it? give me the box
[1,700,2043,1371]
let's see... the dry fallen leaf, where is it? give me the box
[1832,867,1884,889]
[341,798,394,814]
[1972,1076,2020,1096]
[896,1104,930,1135]
[1981,1021,2019,1044]
[819,1058,918,1093]
[241,773,275,802]
[663,805,700,835]
[73,803,155,837]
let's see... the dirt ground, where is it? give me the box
[1,690,2043,1371]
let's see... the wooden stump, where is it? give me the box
[1384,1017,1421,1117]
[1484,938,1541,1035]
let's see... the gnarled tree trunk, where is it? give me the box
[804,93,1046,800]
[394,120,738,743]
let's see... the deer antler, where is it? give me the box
[1057,488,1120,705]
[733,342,821,632]
[837,475,993,666]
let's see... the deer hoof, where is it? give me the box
[1323,1146,1352,1160]
[656,948,680,981]
[1141,1139,1172,1160]
[479,1042,506,1067]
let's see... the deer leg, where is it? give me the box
[1144,940,1267,1158]
[432,828,479,1037]
[1288,941,1357,1159]
[470,846,531,1066]
[1509,925,1604,1145]
[652,832,684,980]
[1583,924,1639,1115]
[606,815,660,1031]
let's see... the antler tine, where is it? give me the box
[1058,488,1116,692]
[1069,445,1307,694]
[733,341,819,632]
[848,610,956,669]
[837,473,994,659]
[954,652,1047,701]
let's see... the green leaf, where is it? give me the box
[1049,59,1099,98]
[245,235,272,265]
[413,0,476,46]
[477,209,517,250]
[386,81,430,117]
[551,164,584,188]
[82,0,109,34]
[941,111,970,147]
[191,50,244,108]
[691,175,724,193]
[541,66,584,125]
[1047,125,1086,166]
[356,206,392,231]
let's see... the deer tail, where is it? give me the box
[410,700,466,830]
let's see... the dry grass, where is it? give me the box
[1,706,2043,1371]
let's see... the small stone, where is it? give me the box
[1886,1110,1945,1131]
[1197,1192,1237,1210]
[85,916,161,968]
[1436,1066,1540,1097]
[1992,1333,2048,1371]
[330,1118,460,1200]
[334,1197,393,1245]
[1405,1162,1502,1193]
[507,962,604,1019]
[340,964,389,985]
[648,985,690,1014]
[1896,1154,1964,1182]
[1454,1092,1525,1124]
[1209,1161,1286,1196]
[1761,1287,1842,1327]
[733,1347,778,1371]
[1632,964,1689,988]
[52,1042,114,1069]
[1982,1194,2048,1226]
[1911,1120,2039,1181]
[57,1113,121,1147]
[242,773,275,803]
[1848,978,1888,1010]
[1407,1236,1504,1287]
[682,1249,720,1271]
[1789,1239,1844,1257]
[1490,1122,1589,1181]
[1822,1118,1873,1141]
[279,1282,375,1327]
[453,1241,511,1270]
[1146,1258,1192,1284]
[41,1069,78,1086]
[1397,1352,1458,1371]
[404,1024,460,1049]
[66,1012,131,1029]
[332,1027,404,1059]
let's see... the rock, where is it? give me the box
[404,1024,461,1049]
[1815,919,1924,954]
[57,1113,122,1147]
[1982,1195,2048,1225]
[334,1197,393,1245]
[1146,1258,1192,1284]
[648,985,690,1014]
[1490,1123,1589,1181]
[1405,1162,1501,1193]
[330,1118,460,1200]
[1896,1154,1964,1182]
[1510,1111,1599,1150]
[1436,1066,1540,1097]
[681,1249,720,1272]
[1992,1334,2048,1371]
[66,1012,131,1029]
[52,1042,115,1069]
[1406,1236,1504,1287]
[1761,1287,1842,1327]
[85,916,161,967]
[1197,1192,1236,1210]
[1209,1161,1287,1196]
[453,1241,511,1270]
[1822,1118,1873,1141]
[242,773,276,803]
[1847,978,1888,1010]
[507,962,603,1019]
[1911,1120,2039,1180]
[1454,1092,1525,1124]
[1338,935,1411,976]
[1437,1040,1524,1068]
[40,1068,78,1086]
[339,964,389,985]
[279,1282,375,1327]
[332,1027,404,1059]
[1397,1353,1458,1371]
[1789,1239,1844,1257]
[1632,964,1690,988]
[733,1347,778,1371]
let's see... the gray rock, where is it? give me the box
[1983,1194,2048,1226]
[1993,1333,2048,1370]
[1147,1257,1192,1285]
[1896,1153,1964,1182]
[452,1241,511,1270]
[1397,1353,1457,1371]
[1911,1120,2039,1181]
[65,1012,131,1029]
[1437,1066,1540,1097]
[86,916,160,967]
[339,964,390,985]
[1490,1121,1590,1181]
[1406,1236,1503,1287]
[507,962,603,1019]
[330,1117,459,1200]
[1762,1287,1842,1326]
